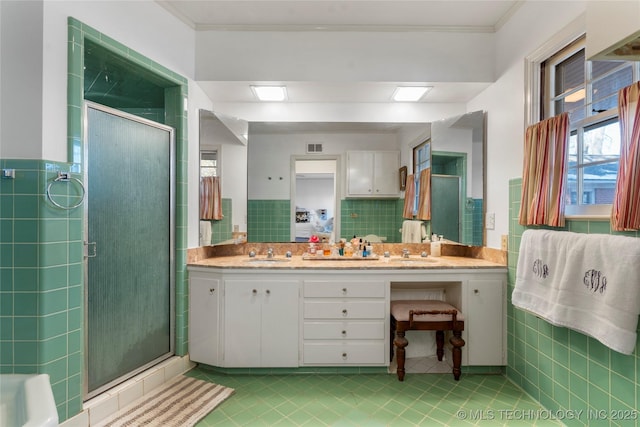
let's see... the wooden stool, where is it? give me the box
[390,300,465,381]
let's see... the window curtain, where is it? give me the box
[402,173,416,219]
[199,176,223,220]
[416,168,431,220]
[519,112,569,227]
[611,81,640,231]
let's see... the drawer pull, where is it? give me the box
[252,289,257,294]
[342,287,348,294]
[342,352,348,359]
[342,309,348,316]
[341,330,347,336]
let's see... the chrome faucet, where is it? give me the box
[267,247,274,259]
[402,248,410,258]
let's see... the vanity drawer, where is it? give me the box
[303,342,385,364]
[304,281,386,298]
[304,301,385,319]
[304,321,385,340]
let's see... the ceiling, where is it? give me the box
[158,1,522,107]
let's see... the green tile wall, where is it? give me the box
[507,178,640,427]
[0,159,85,418]
[205,198,233,245]
[340,199,404,243]
[247,200,291,242]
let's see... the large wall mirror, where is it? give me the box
[198,110,248,246]
[241,111,486,246]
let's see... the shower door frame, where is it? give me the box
[82,101,176,400]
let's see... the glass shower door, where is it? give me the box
[84,102,175,399]
[431,175,461,243]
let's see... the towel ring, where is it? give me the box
[46,172,86,210]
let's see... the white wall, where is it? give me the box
[196,30,495,83]
[467,1,587,248]
[0,1,44,159]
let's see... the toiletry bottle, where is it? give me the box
[344,242,353,257]
[362,241,368,257]
[431,237,441,257]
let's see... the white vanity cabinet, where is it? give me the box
[188,272,221,366]
[302,280,388,365]
[224,279,299,367]
[346,151,400,197]
[187,264,507,370]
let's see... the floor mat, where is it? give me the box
[95,375,234,427]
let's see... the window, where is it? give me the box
[541,36,639,215]
[200,150,217,178]
[412,139,431,211]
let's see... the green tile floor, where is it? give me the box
[189,368,563,426]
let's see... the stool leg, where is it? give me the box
[450,331,465,381]
[390,317,396,360]
[394,330,408,381]
[435,330,444,361]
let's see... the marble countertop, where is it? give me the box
[188,254,506,270]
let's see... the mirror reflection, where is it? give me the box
[293,158,338,242]
[430,110,485,246]
[200,111,485,247]
[198,109,248,246]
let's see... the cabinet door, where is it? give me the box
[346,151,374,195]
[224,281,263,367]
[466,279,505,365]
[189,276,220,366]
[261,281,300,367]
[373,151,400,196]
[224,280,299,367]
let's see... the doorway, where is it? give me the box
[84,102,175,399]
[291,157,339,242]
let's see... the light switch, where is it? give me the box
[486,212,495,230]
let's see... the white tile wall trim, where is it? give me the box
[60,355,196,427]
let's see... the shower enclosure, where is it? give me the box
[83,102,175,399]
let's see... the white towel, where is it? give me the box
[512,229,640,355]
[199,221,212,246]
[401,220,426,243]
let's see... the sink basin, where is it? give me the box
[243,258,291,264]
[388,257,437,265]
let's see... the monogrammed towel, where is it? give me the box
[512,229,640,355]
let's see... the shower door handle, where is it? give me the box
[85,241,97,258]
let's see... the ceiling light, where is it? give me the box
[251,86,288,101]
[392,86,431,102]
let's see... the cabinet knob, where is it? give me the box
[342,309,348,316]
[342,287,347,294]
[341,330,347,336]
[252,289,258,294]
[342,352,348,359]
[209,288,215,294]
[266,289,271,295]
[474,289,479,294]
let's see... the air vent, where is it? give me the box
[306,143,323,154]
